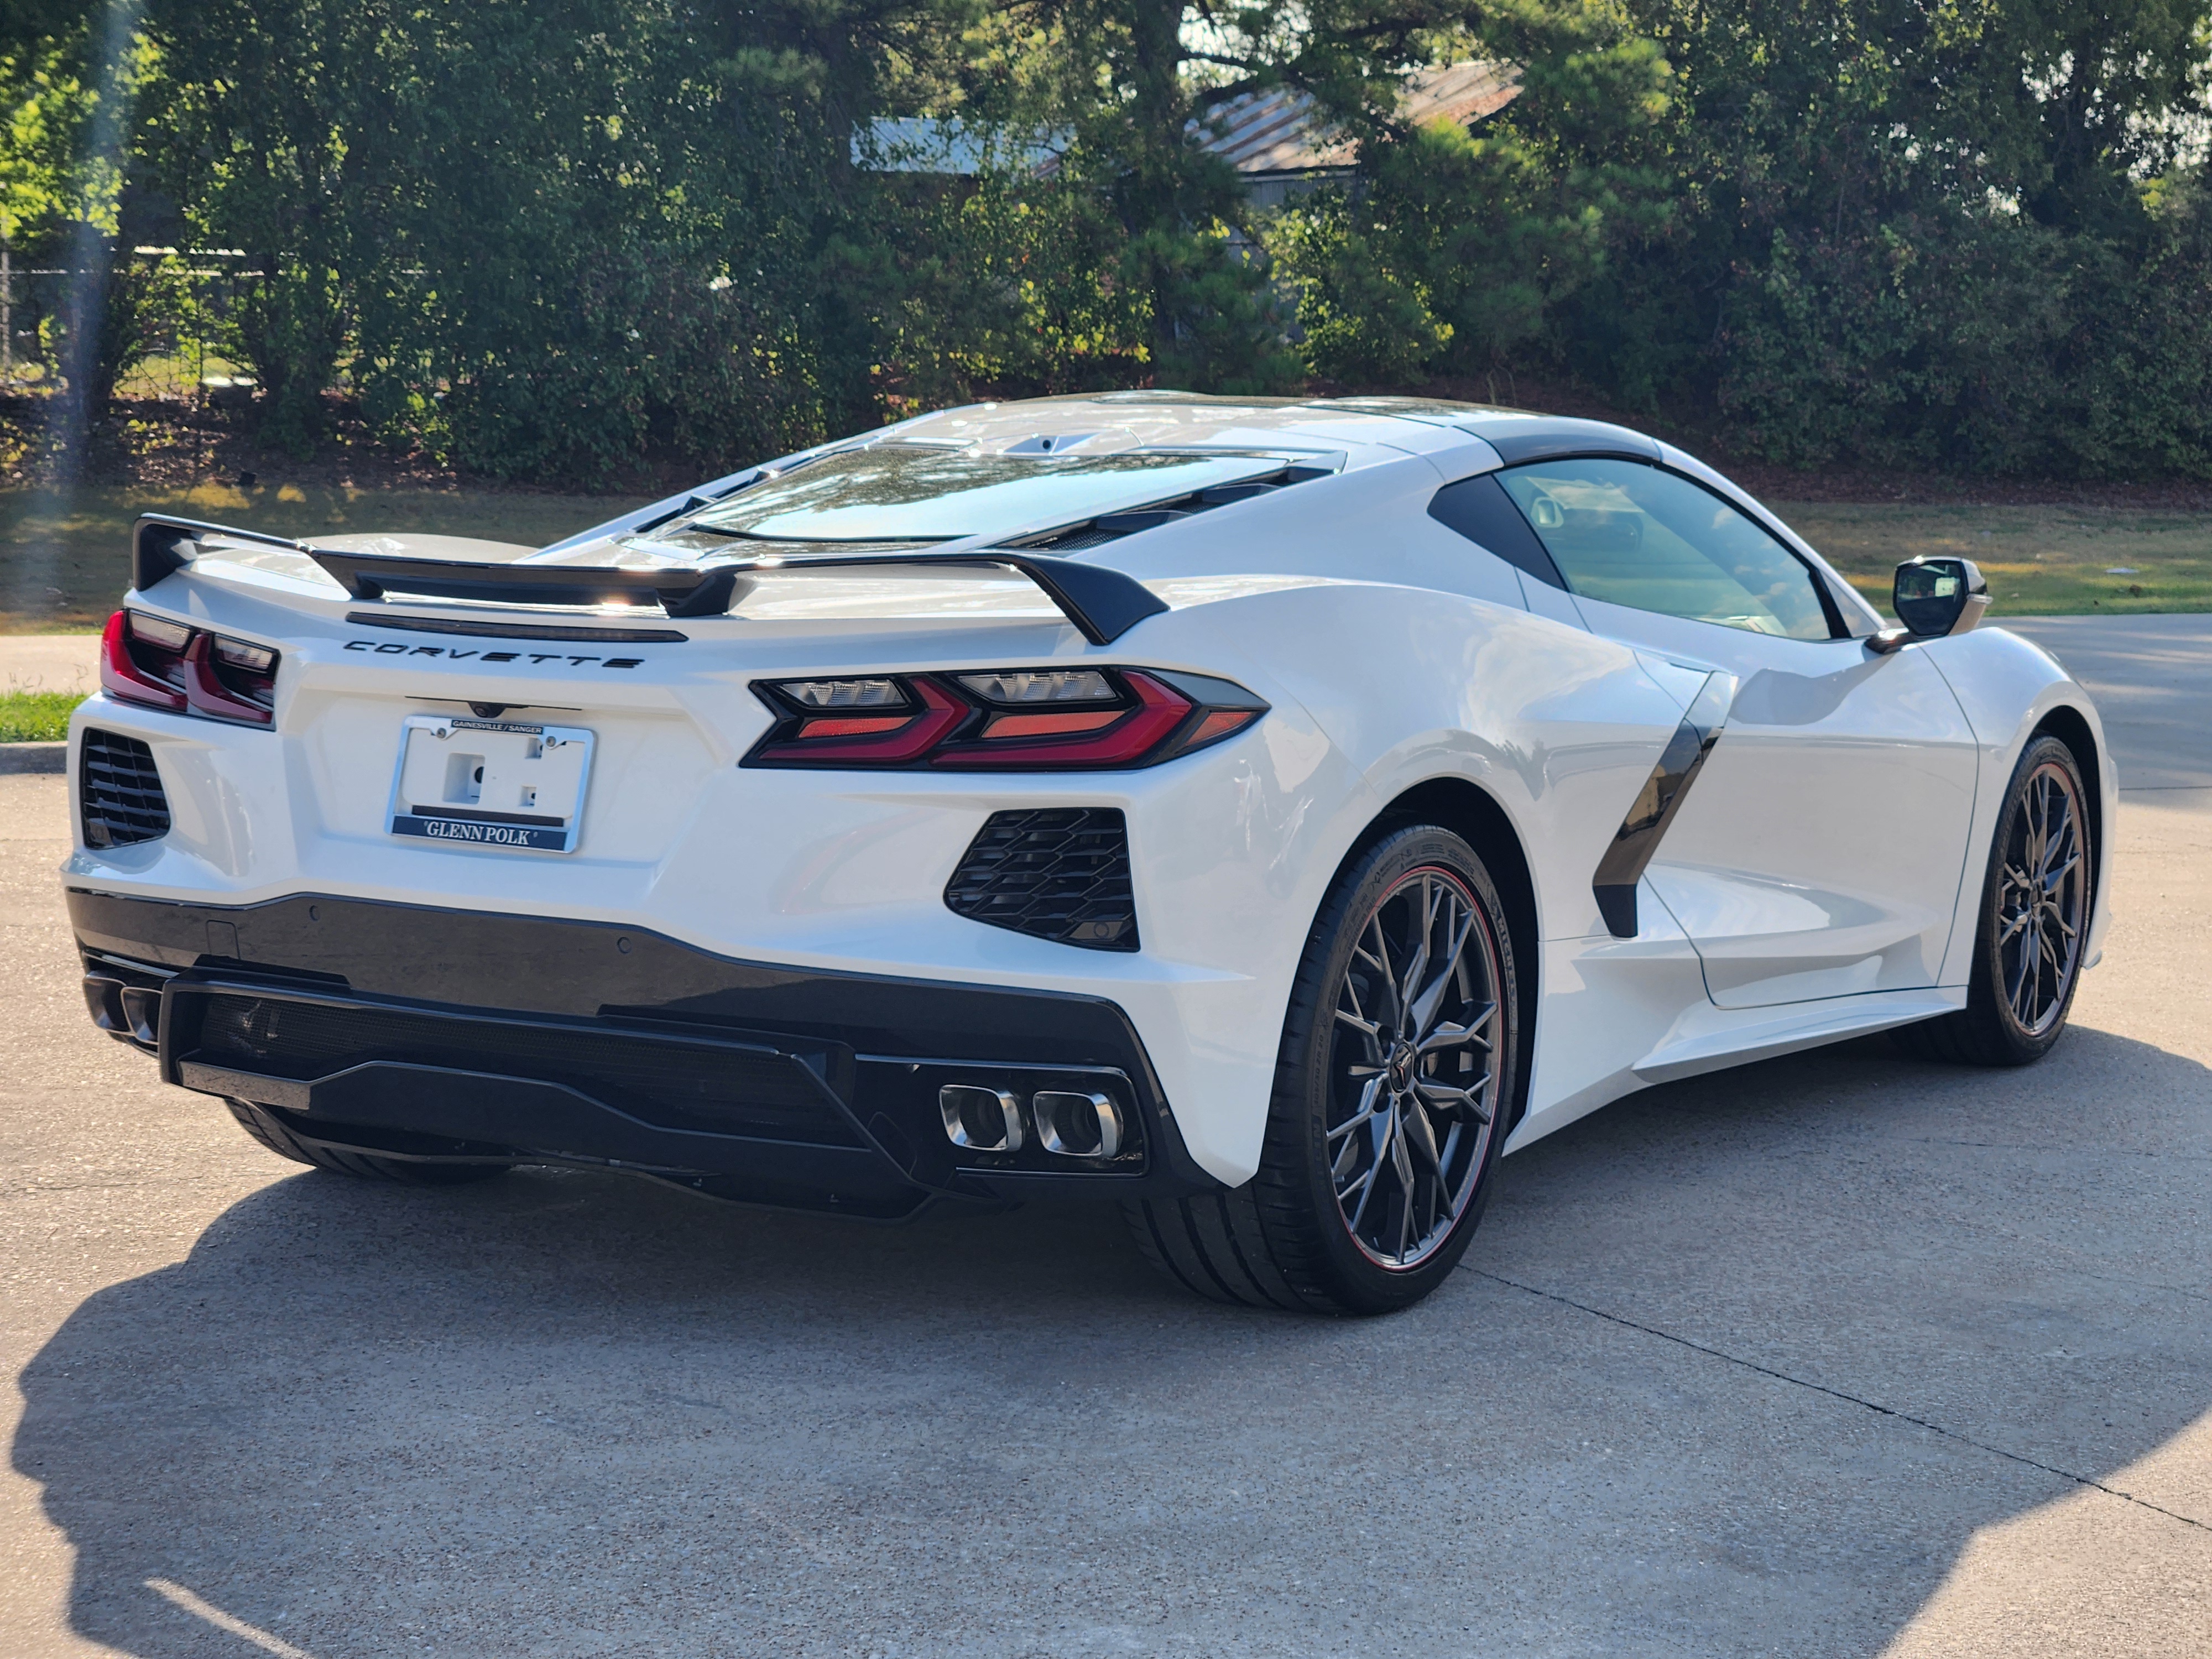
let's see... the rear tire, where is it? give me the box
[1893,733,2091,1067]
[223,1098,512,1186]
[1129,826,1520,1314]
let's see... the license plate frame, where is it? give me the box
[385,714,596,854]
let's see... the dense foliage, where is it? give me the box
[3,0,2209,478]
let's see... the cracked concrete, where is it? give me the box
[3,617,2209,1656]
[1474,1267,2212,1540]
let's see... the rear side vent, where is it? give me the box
[945,808,1138,951]
[79,729,171,848]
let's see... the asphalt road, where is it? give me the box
[3,622,2209,1657]
[2005,614,2212,791]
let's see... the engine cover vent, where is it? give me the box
[944,807,1138,951]
[80,729,171,848]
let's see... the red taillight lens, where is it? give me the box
[745,666,1266,770]
[1182,707,1262,748]
[933,670,1191,768]
[100,610,278,726]
[799,715,916,739]
[980,709,1123,739]
[184,633,276,724]
[750,676,969,765]
[101,610,189,712]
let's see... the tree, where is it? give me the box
[3,0,173,461]
[1270,0,1674,391]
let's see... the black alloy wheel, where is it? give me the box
[1128,825,1520,1314]
[1325,861,1504,1270]
[1895,733,2093,1067]
[1994,750,2089,1039]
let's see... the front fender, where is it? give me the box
[1917,625,2117,980]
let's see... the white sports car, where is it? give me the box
[64,393,2111,1313]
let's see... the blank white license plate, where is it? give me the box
[387,714,594,853]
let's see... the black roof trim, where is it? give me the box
[1483,429,1664,466]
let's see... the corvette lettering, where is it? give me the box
[343,640,643,667]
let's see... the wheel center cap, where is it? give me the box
[1387,1044,1416,1092]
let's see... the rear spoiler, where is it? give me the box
[131,515,1170,645]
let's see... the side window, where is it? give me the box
[1495,460,1834,640]
[1427,473,1566,588]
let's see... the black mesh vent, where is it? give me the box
[944,808,1138,951]
[80,729,171,848]
[1019,525,1123,552]
[191,994,862,1146]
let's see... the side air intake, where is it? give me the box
[944,807,1138,951]
[79,729,171,848]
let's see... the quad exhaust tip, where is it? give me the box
[1034,1090,1123,1159]
[938,1084,1124,1160]
[940,1084,1024,1152]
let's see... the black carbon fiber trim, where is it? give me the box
[65,889,1226,1206]
[190,988,862,1145]
[343,612,686,644]
[1592,672,1734,938]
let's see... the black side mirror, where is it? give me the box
[1869,556,1989,653]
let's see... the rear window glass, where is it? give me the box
[683,447,1288,542]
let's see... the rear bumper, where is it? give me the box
[70,888,1219,1215]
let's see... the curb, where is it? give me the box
[0,742,66,775]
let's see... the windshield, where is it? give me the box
[682,446,1290,542]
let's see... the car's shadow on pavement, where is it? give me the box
[16,1024,2212,1657]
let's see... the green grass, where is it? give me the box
[1,482,653,632]
[1772,502,2212,618]
[0,690,83,742]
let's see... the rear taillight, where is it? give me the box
[745,666,1266,770]
[101,611,189,712]
[100,610,278,726]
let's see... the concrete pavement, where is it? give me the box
[1,620,2208,1656]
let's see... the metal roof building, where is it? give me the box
[853,62,1520,200]
[1193,62,1520,204]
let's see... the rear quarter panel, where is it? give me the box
[1111,576,1689,1177]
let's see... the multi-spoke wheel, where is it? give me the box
[1327,867,1504,1270]
[1128,826,1520,1313]
[1994,757,2086,1037]
[1895,733,2094,1067]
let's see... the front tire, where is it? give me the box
[1129,826,1520,1314]
[1894,733,2091,1067]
